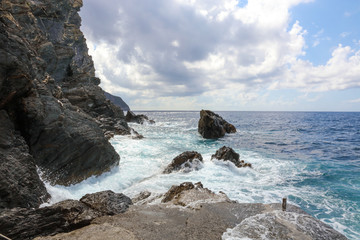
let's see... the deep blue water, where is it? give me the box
[45,111,360,239]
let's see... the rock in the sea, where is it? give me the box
[198,110,236,139]
[163,151,203,174]
[212,146,252,168]
[126,111,155,124]
[0,191,132,240]
[162,182,196,203]
[0,111,50,208]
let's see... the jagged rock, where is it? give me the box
[0,110,50,208]
[126,110,155,124]
[0,191,132,240]
[104,91,130,111]
[132,191,152,204]
[162,182,196,203]
[163,151,203,174]
[198,110,236,139]
[0,0,132,188]
[80,190,132,215]
[211,146,252,168]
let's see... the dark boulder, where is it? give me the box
[80,190,132,215]
[163,151,203,174]
[0,191,132,240]
[198,110,236,139]
[212,146,252,168]
[126,111,155,124]
[0,110,50,209]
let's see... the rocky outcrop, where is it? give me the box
[104,91,130,111]
[34,183,347,240]
[212,146,252,168]
[126,110,155,124]
[0,110,50,208]
[0,0,131,195]
[198,110,236,139]
[0,191,132,240]
[163,151,203,174]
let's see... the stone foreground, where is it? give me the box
[33,183,347,240]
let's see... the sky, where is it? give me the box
[79,0,360,111]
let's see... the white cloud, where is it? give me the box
[80,0,360,110]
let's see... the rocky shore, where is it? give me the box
[0,1,349,239]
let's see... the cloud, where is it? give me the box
[80,0,360,110]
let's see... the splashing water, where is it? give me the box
[43,111,360,239]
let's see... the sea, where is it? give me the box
[43,111,360,239]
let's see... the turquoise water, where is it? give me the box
[45,111,360,239]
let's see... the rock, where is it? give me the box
[132,191,152,204]
[163,151,203,174]
[161,182,230,207]
[162,182,196,203]
[126,111,155,124]
[104,91,130,111]
[0,110,50,209]
[1,0,134,189]
[80,190,132,215]
[198,110,236,139]
[38,184,347,240]
[211,146,252,168]
[0,191,132,240]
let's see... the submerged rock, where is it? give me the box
[0,191,132,240]
[198,110,236,139]
[126,111,155,124]
[163,151,203,174]
[212,146,252,168]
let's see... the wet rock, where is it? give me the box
[211,146,252,168]
[80,190,132,215]
[0,110,50,209]
[198,110,236,139]
[126,110,155,124]
[163,151,203,174]
[0,191,132,240]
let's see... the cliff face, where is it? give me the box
[0,0,130,208]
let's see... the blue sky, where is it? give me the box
[80,0,360,111]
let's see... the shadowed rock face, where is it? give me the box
[0,0,131,203]
[125,110,155,124]
[198,110,236,139]
[0,110,50,208]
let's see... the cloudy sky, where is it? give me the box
[80,0,360,111]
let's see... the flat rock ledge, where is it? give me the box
[31,182,347,240]
[198,110,236,139]
[163,151,203,174]
[212,146,252,168]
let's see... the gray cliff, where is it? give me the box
[0,0,131,208]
